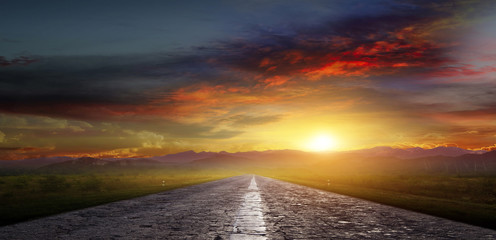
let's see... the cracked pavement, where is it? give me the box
[1,175,495,239]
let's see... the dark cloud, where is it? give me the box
[203,1,454,81]
[0,0,485,123]
[0,54,219,119]
[0,56,38,66]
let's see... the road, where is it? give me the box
[1,175,495,239]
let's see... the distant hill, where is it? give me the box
[232,149,325,166]
[184,149,324,168]
[2,147,494,175]
[157,147,485,165]
[316,150,496,175]
[0,156,74,174]
[152,150,217,163]
[189,154,259,168]
[0,156,73,169]
[347,146,486,159]
[37,157,167,174]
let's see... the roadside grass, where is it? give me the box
[257,169,496,230]
[0,169,237,226]
[3,165,496,230]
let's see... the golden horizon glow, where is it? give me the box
[305,134,338,152]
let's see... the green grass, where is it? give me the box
[3,166,496,230]
[257,169,496,230]
[0,169,237,226]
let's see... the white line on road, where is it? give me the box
[231,176,267,240]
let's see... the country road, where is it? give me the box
[1,175,495,239]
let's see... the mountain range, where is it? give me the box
[345,146,487,159]
[0,146,493,174]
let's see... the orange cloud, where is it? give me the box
[263,75,290,87]
[479,144,496,151]
[303,61,375,80]
[0,146,56,160]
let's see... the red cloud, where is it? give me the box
[234,25,448,83]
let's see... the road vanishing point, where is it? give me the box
[1,175,495,239]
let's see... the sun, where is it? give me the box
[306,134,337,152]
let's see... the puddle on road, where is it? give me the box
[230,176,267,240]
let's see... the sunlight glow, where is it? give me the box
[306,134,337,152]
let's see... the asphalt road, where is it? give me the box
[1,175,495,239]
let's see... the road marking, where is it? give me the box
[231,176,267,240]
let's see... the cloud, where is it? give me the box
[423,64,496,78]
[0,146,56,160]
[136,121,244,139]
[480,144,496,151]
[0,147,52,152]
[1,0,495,159]
[0,1,481,122]
[204,3,457,84]
[227,114,283,126]
[0,114,93,132]
[0,56,38,67]
[406,83,496,112]
[135,130,166,148]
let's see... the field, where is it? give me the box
[0,169,237,226]
[257,168,496,230]
[2,161,496,231]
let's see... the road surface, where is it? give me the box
[1,175,495,239]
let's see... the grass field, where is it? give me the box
[2,165,496,231]
[257,168,496,230]
[0,169,237,226]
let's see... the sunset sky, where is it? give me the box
[1,0,496,160]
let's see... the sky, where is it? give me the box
[1,0,496,160]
